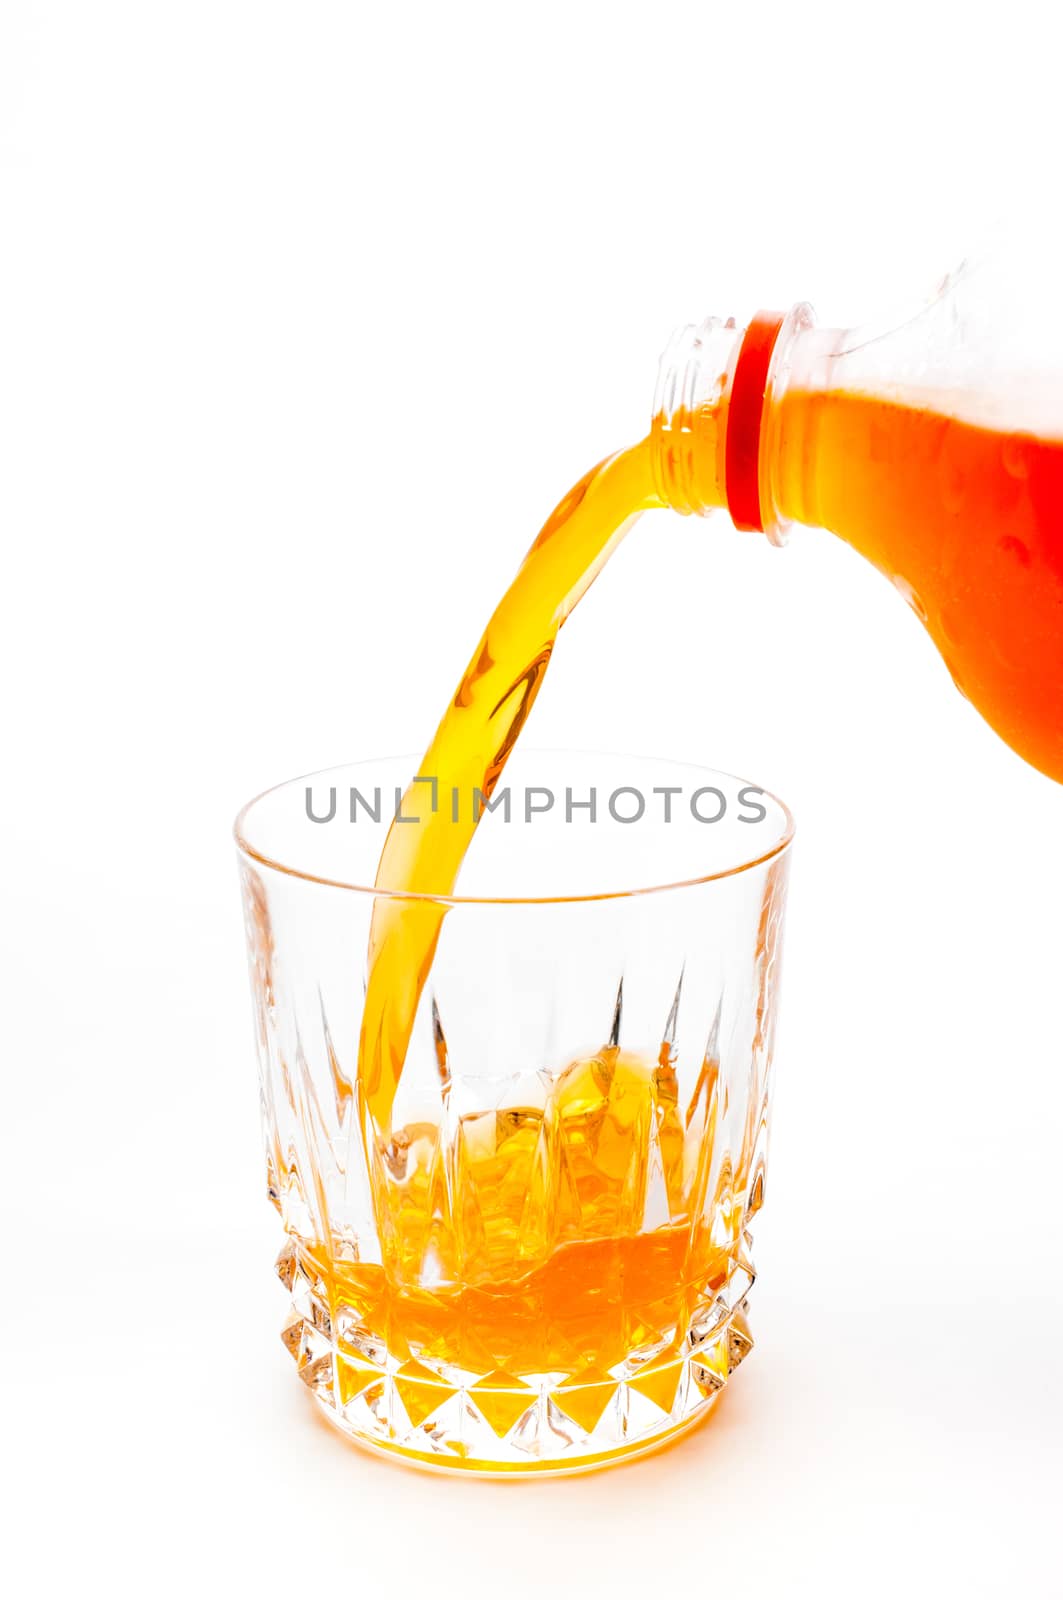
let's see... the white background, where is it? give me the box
[2,4,1061,1595]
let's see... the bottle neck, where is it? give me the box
[652,302,817,544]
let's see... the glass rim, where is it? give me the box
[233,748,796,906]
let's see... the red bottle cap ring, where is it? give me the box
[725,311,787,533]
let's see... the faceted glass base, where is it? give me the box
[275,1235,757,1475]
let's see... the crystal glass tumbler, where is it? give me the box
[235,751,793,1474]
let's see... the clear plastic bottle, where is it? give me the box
[652,255,1063,782]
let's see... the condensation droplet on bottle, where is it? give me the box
[1001,433,1034,481]
[938,421,967,513]
[998,533,1032,568]
[892,575,928,624]
[939,603,965,650]
[947,662,970,703]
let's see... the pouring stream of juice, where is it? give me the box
[359,368,1063,1146]
[358,441,660,1142]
